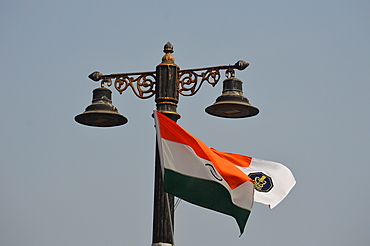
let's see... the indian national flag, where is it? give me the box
[154,111,254,234]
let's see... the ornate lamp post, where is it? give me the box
[75,42,259,246]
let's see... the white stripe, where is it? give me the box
[229,181,254,211]
[161,138,253,210]
[154,111,165,178]
[161,139,212,180]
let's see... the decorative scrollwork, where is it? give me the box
[113,72,156,99]
[88,60,249,99]
[178,68,221,96]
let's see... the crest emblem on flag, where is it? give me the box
[248,172,273,192]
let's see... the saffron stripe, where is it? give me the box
[157,112,252,189]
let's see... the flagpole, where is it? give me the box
[152,42,180,246]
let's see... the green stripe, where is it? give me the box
[164,169,251,234]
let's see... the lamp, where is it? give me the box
[75,87,128,127]
[205,76,259,118]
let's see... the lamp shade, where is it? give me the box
[75,87,128,127]
[205,77,259,118]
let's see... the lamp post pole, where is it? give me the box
[152,43,179,245]
[75,42,258,245]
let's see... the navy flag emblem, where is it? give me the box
[248,172,274,192]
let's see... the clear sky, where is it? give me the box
[1,1,369,245]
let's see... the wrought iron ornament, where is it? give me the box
[178,60,249,96]
[88,42,249,99]
[115,72,156,98]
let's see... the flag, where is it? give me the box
[211,148,296,209]
[154,111,254,235]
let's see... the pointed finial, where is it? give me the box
[234,60,249,70]
[164,42,173,53]
[162,42,175,63]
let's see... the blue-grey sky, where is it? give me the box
[1,1,369,245]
